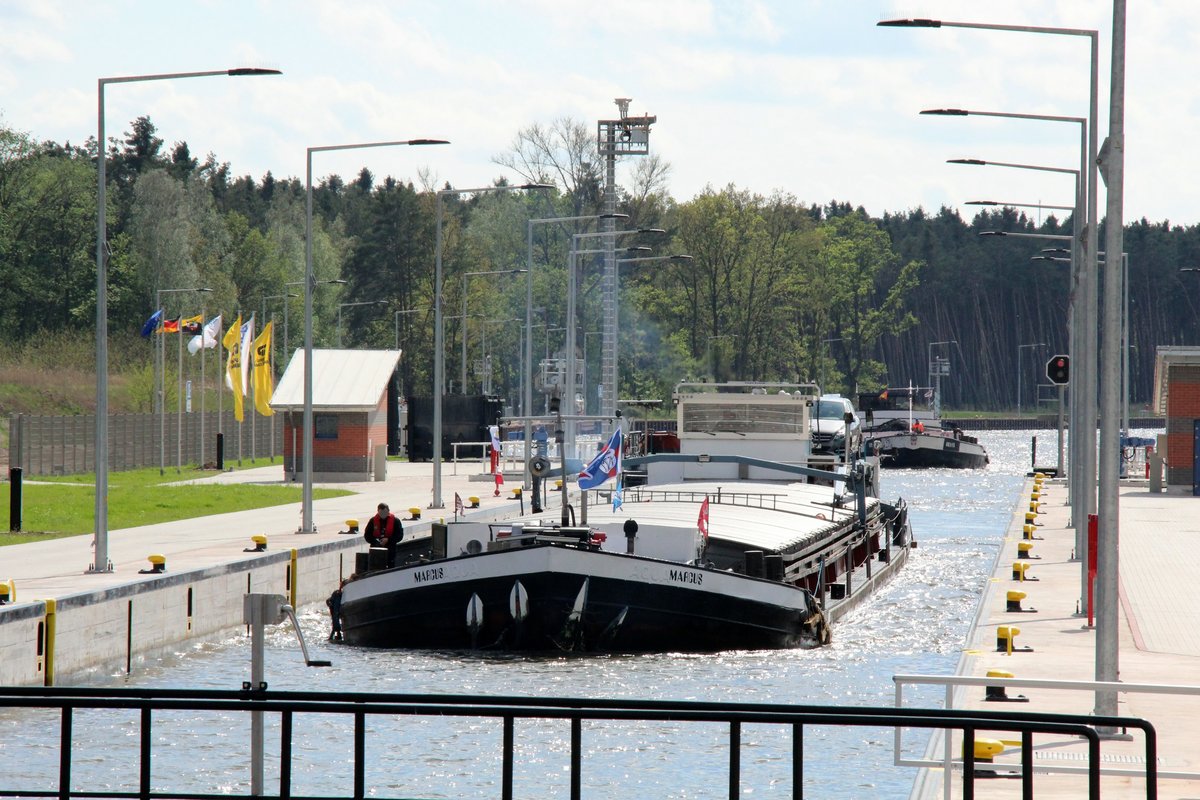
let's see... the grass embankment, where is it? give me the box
[0,460,351,546]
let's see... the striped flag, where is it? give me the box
[698,496,710,541]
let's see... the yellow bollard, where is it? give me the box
[1011,561,1027,581]
[139,554,166,574]
[407,507,422,520]
[1017,541,1038,560]
[985,669,1018,701]
[0,579,12,605]
[468,496,480,508]
[511,487,523,498]
[244,534,268,553]
[997,625,1020,654]
[966,738,1006,762]
[1006,590,1030,612]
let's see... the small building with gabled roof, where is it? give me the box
[271,349,401,482]
[1152,345,1200,492]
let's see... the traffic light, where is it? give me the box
[1046,355,1070,385]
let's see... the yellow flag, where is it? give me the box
[224,314,244,422]
[252,321,275,417]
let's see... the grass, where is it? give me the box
[0,460,352,546]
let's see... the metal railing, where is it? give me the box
[0,686,1152,800]
[895,674,1169,798]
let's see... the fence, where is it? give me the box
[8,411,283,476]
[0,686,1153,800]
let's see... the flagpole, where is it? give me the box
[177,322,184,473]
[200,306,206,468]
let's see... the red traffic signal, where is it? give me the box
[1046,355,1070,385]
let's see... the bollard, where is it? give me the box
[1028,500,1041,515]
[1021,524,1042,541]
[407,507,421,520]
[997,625,1032,653]
[1011,561,1037,581]
[1023,511,1040,527]
[216,432,225,470]
[1006,590,1036,613]
[1017,541,1039,560]
[966,738,1006,762]
[139,554,166,574]
[340,519,360,535]
[244,535,268,553]
[984,669,1029,702]
[0,579,11,605]
[8,467,22,532]
[468,496,480,508]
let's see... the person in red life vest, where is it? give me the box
[364,502,403,568]
[911,419,925,434]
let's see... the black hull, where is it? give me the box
[867,432,989,469]
[339,546,825,653]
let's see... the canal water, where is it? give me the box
[5,429,1080,798]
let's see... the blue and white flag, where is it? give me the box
[612,479,624,512]
[140,309,163,338]
[578,428,622,491]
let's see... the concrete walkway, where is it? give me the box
[3,459,526,602]
[911,479,1200,799]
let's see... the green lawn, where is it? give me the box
[0,461,351,546]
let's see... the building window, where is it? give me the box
[315,414,339,440]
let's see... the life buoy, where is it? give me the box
[816,513,826,520]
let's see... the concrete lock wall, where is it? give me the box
[0,538,364,686]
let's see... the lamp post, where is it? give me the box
[955,156,1088,525]
[92,66,280,575]
[432,183,549,509]
[927,340,956,417]
[303,139,448,534]
[394,307,424,350]
[285,278,345,362]
[1017,343,1046,417]
[888,10,1099,556]
[524,213,627,488]
[337,300,389,347]
[460,269,527,394]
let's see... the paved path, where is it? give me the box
[3,459,525,601]
[912,479,1200,799]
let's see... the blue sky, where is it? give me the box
[2,1,1195,225]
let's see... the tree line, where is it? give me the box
[2,115,1197,415]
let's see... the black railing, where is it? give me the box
[0,687,1156,800]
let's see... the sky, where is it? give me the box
[2,0,1196,226]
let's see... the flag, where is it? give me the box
[489,425,502,452]
[612,480,623,512]
[252,321,274,417]
[180,314,203,335]
[454,492,464,518]
[879,389,889,401]
[224,315,244,422]
[578,428,622,491]
[698,496,710,541]
[140,309,163,338]
[189,314,222,354]
[240,315,255,404]
[161,317,180,334]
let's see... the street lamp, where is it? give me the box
[92,66,280,575]
[523,212,627,487]
[303,138,448,534]
[460,269,527,394]
[927,340,956,417]
[884,13,1101,540]
[1017,343,1047,417]
[337,300,389,347]
[432,183,550,509]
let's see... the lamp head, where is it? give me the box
[965,200,998,206]
[518,182,554,190]
[405,139,450,146]
[978,231,1007,237]
[227,68,283,76]
[947,158,986,166]
[877,18,942,27]
[920,108,968,116]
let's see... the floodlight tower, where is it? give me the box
[596,97,655,415]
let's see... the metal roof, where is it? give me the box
[270,349,401,412]
[1152,346,1200,416]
